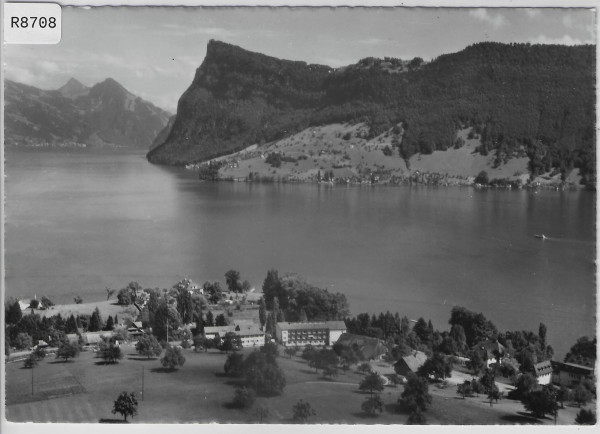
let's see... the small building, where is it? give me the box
[394,350,428,377]
[276,321,347,347]
[473,339,505,367]
[82,331,114,346]
[551,361,595,387]
[533,360,553,385]
[127,321,144,338]
[335,333,388,360]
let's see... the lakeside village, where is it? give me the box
[4,270,597,424]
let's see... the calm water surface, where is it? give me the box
[5,150,596,358]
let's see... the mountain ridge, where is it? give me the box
[5,78,172,149]
[148,40,595,186]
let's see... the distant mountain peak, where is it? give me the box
[58,78,89,99]
[94,77,129,94]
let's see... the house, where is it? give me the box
[127,321,144,338]
[335,333,388,360]
[82,331,114,346]
[276,321,347,347]
[533,360,553,385]
[473,339,505,367]
[394,350,428,377]
[204,320,265,347]
[551,361,595,387]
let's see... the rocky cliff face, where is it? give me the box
[5,78,171,149]
[147,40,332,165]
[148,40,595,185]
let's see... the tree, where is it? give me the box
[521,385,558,419]
[243,351,286,396]
[508,372,538,400]
[220,332,242,353]
[224,352,244,376]
[112,392,138,422]
[101,316,114,332]
[292,399,316,423]
[56,341,80,362]
[575,408,597,425]
[89,307,103,332]
[73,295,83,304]
[361,394,384,416]
[556,385,570,409]
[284,347,298,358]
[400,373,432,413]
[205,310,215,327]
[33,346,47,360]
[474,170,489,185]
[215,313,228,327]
[358,361,372,375]
[538,323,547,350]
[6,300,23,324]
[573,383,593,407]
[258,298,267,327]
[260,342,279,363]
[242,280,252,292]
[417,353,453,381]
[467,350,486,377]
[359,372,385,396]
[99,339,123,364]
[255,405,270,423]
[23,353,38,369]
[29,299,40,309]
[233,386,256,409]
[135,334,162,359]
[153,302,181,342]
[160,345,186,370]
[457,381,473,399]
[225,269,242,293]
[15,333,32,350]
[203,281,223,304]
[407,408,427,424]
[105,287,116,301]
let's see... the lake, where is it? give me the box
[4,149,596,358]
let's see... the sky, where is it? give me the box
[3,7,596,113]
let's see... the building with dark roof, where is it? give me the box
[335,333,388,360]
[472,339,506,367]
[394,351,428,377]
[276,321,347,346]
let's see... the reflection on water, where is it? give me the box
[5,149,596,358]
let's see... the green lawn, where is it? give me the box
[5,344,590,424]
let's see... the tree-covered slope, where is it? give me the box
[148,40,595,185]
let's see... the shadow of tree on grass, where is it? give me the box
[99,418,128,423]
[499,412,543,424]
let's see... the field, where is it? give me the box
[5,342,589,425]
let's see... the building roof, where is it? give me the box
[533,360,553,377]
[395,351,428,373]
[336,333,387,360]
[205,322,264,337]
[552,360,595,376]
[276,321,347,331]
[473,339,505,360]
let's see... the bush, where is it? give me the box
[575,408,596,425]
[233,386,256,409]
[161,345,186,370]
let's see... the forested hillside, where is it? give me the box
[148,40,595,186]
